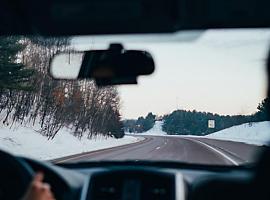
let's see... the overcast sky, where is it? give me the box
[72,29,270,119]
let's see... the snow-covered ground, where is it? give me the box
[0,125,143,160]
[205,121,270,146]
[129,121,270,146]
[140,121,167,136]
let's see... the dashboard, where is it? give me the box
[21,158,257,200]
[82,169,183,200]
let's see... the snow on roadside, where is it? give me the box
[0,126,143,160]
[141,121,167,136]
[205,121,270,146]
[128,121,167,136]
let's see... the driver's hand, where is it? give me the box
[21,172,55,200]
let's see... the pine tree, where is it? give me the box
[256,98,270,120]
[0,36,35,91]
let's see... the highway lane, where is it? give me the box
[53,135,266,165]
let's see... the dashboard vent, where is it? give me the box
[87,170,175,200]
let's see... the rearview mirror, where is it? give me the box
[50,44,155,86]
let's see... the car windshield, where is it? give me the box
[0,29,270,166]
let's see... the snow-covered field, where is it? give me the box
[0,125,143,160]
[205,121,270,146]
[129,121,270,146]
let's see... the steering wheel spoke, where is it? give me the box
[0,150,34,200]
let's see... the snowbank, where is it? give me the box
[0,126,143,160]
[128,121,167,136]
[141,121,167,135]
[205,121,270,146]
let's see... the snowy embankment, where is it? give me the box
[0,126,143,160]
[140,121,167,136]
[129,121,270,146]
[127,121,167,136]
[205,121,270,146]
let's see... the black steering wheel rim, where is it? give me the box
[0,150,34,200]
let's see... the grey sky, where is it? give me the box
[72,29,270,119]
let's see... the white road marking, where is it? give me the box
[155,146,161,150]
[164,138,168,145]
[191,139,239,166]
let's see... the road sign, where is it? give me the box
[208,120,215,128]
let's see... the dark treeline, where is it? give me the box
[163,110,251,135]
[124,98,270,135]
[0,36,124,140]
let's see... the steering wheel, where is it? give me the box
[0,150,34,200]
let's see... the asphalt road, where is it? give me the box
[53,135,266,165]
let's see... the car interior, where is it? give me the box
[1,0,270,200]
